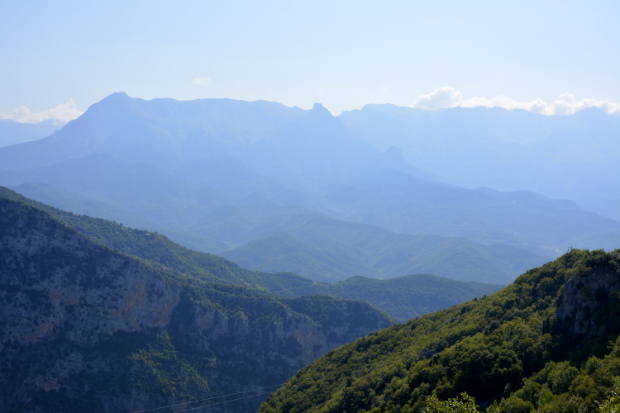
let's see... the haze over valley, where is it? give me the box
[1,93,618,275]
[1,1,618,412]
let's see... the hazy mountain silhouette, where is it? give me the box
[0,94,381,189]
[339,104,620,219]
[194,204,548,284]
[0,93,617,285]
[0,118,65,148]
[0,153,238,228]
[315,167,620,256]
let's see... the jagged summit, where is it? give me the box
[311,102,332,116]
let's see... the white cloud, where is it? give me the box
[0,99,83,124]
[411,87,620,116]
[411,87,463,110]
[192,77,211,86]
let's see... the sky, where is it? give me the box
[1,0,619,122]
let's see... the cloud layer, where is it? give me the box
[192,77,211,86]
[0,99,84,124]
[411,87,620,116]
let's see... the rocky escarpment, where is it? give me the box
[0,203,180,349]
[555,251,620,336]
[0,198,392,413]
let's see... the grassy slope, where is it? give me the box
[259,249,620,413]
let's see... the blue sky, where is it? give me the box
[1,0,618,120]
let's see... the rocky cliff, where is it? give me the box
[0,198,392,413]
[555,250,620,336]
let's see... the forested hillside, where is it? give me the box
[276,274,502,323]
[259,249,620,413]
[0,185,303,292]
[0,197,392,412]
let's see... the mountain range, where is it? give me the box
[340,104,620,220]
[0,92,617,287]
[0,92,618,413]
[0,118,65,148]
[0,188,506,411]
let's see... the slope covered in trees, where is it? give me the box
[259,249,620,413]
[203,204,549,284]
[0,196,393,412]
[275,274,502,323]
[0,186,306,292]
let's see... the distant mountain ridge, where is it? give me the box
[314,167,620,256]
[0,93,616,285]
[212,207,549,284]
[339,104,620,220]
[0,93,382,187]
[0,118,65,148]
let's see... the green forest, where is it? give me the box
[258,249,620,413]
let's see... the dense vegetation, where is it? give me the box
[259,249,620,413]
[0,196,393,413]
[280,274,502,323]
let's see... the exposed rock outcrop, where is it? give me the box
[555,251,620,336]
[0,198,392,413]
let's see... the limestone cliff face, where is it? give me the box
[555,251,620,336]
[0,199,392,413]
[0,203,180,347]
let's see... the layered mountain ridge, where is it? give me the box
[0,92,617,413]
[0,118,65,148]
[0,186,502,322]
[0,93,617,287]
[339,104,620,220]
